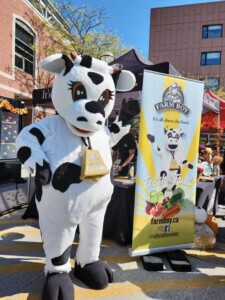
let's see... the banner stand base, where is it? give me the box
[129,243,195,257]
[166,249,191,272]
[141,254,165,271]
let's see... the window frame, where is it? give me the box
[27,0,70,30]
[201,52,221,66]
[202,24,223,39]
[15,19,35,76]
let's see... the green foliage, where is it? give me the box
[164,188,185,209]
[43,0,130,58]
[21,0,130,90]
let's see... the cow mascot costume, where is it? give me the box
[16,52,136,300]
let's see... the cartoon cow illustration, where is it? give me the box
[16,52,136,300]
[147,128,193,193]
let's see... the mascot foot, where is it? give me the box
[42,272,74,300]
[74,260,113,289]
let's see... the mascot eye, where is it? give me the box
[98,89,114,107]
[69,81,87,101]
[175,134,180,140]
[167,132,172,138]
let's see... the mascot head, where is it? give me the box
[39,52,135,137]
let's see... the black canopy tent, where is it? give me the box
[109,49,181,92]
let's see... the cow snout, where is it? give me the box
[85,101,105,118]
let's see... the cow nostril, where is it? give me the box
[97,121,102,125]
[77,117,88,122]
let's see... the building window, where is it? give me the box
[201,77,220,91]
[201,52,221,66]
[28,0,53,19]
[27,0,69,30]
[202,25,223,39]
[15,20,35,76]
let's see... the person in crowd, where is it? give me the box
[203,147,213,166]
[112,128,138,176]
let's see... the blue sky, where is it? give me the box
[74,0,223,59]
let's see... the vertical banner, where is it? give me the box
[130,71,204,256]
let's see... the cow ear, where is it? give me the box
[114,70,136,92]
[39,53,73,76]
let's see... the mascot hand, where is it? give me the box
[147,134,155,143]
[112,115,130,133]
[35,160,52,185]
[35,160,52,202]
[16,143,50,174]
[109,116,130,147]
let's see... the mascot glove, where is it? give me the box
[110,116,130,147]
[23,151,50,174]
[35,160,52,186]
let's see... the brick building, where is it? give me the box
[0,0,69,178]
[149,1,225,91]
[0,0,66,122]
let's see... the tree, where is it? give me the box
[42,0,129,58]
[15,0,130,92]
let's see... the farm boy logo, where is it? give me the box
[154,82,190,115]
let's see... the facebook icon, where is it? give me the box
[164,226,170,232]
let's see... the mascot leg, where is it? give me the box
[38,211,76,300]
[74,203,113,289]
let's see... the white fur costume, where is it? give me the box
[16,52,135,298]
